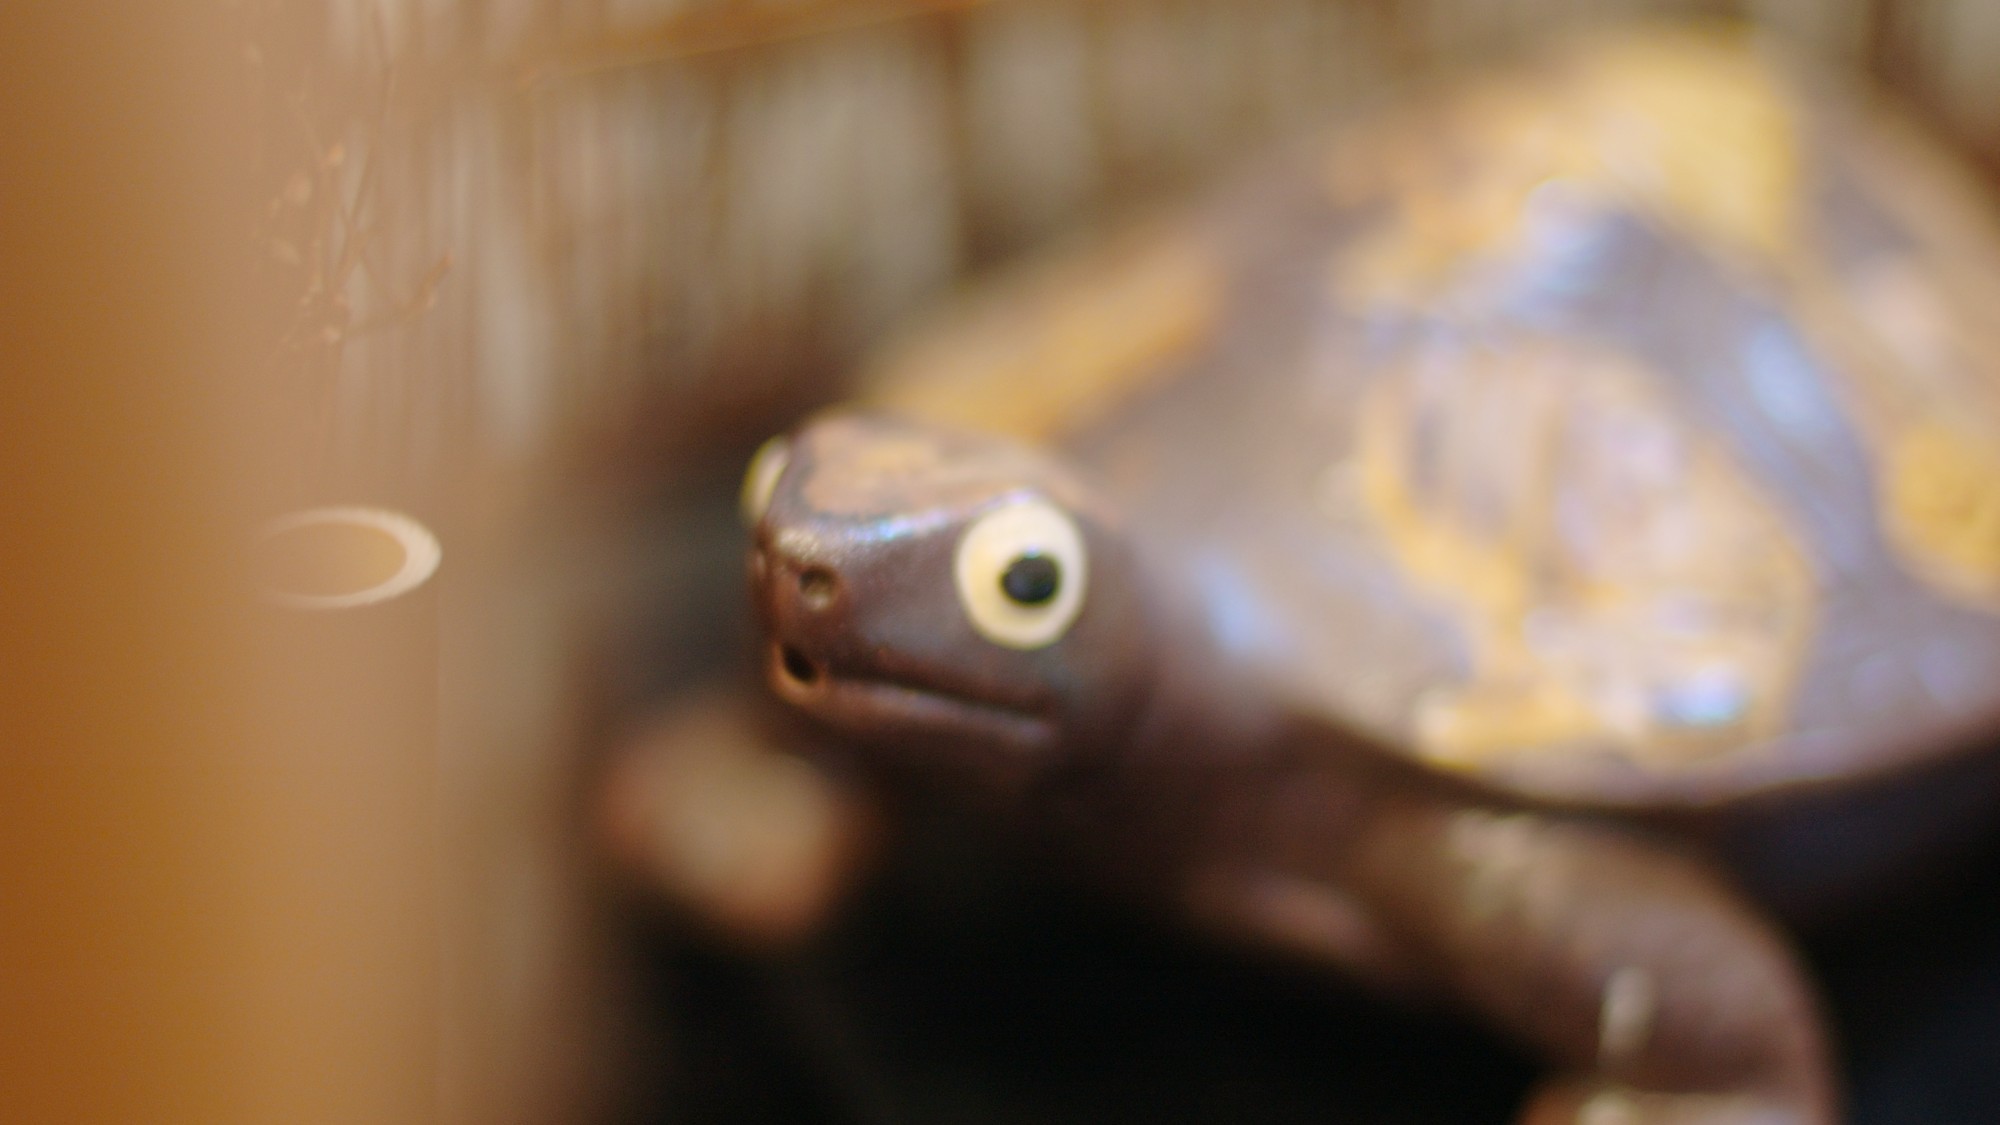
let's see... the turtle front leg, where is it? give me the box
[1338,799,1836,1125]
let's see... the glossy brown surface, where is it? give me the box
[746,24,2000,1125]
[864,25,2000,807]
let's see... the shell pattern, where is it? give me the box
[858,26,2000,798]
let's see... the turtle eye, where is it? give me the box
[1001,553,1061,605]
[740,435,791,526]
[954,497,1087,649]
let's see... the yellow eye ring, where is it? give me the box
[740,436,791,526]
[954,497,1088,649]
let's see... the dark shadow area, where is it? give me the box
[612,808,2000,1124]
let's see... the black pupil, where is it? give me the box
[1000,553,1061,606]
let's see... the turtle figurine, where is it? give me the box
[739,24,2000,1125]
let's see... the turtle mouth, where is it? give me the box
[767,642,1057,756]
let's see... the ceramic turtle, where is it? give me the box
[739,25,2000,1125]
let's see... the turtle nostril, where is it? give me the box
[797,567,838,611]
[779,644,821,686]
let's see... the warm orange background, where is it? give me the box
[0,7,435,1123]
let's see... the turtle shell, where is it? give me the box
[855,25,2000,808]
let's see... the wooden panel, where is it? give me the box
[0,6,438,1124]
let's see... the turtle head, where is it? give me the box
[744,412,1157,794]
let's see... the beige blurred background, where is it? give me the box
[5,2,1999,1123]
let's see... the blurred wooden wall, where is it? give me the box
[1,6,445,1125]
[273,0,2000,504]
